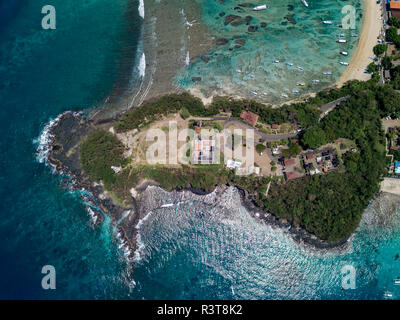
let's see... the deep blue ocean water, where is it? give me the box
[0,0,399,300]
[0,0,139,299]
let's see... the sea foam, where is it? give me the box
[138,0,145,19]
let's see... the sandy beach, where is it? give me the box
[336,0,383,87]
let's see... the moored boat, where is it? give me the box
[253,4,268,11]
[301,0,309,7]
[337,39,347,43]
[340,51,349,56]
[340,61,349,66]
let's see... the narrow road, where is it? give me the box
[319,95,351,119]
[222,119,298,141]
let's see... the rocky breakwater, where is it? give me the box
[46,112,140,260]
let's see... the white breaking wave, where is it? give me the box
[138,0,145,19]
[185,51,190,66]
[87,207,98,225]
[132,210,154,262]
[139,52,146,78]
[34,111,80,170]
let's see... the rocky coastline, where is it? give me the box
[42,109,353,263]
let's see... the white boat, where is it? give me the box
[297,66,304,71]
[286,62,294,66]
[340,51,349,56]
[250,90,258,95]
[301,0,309,7]
[312,79,320,83]
[352,33,358,37]
[235,69,242,73]
[337,39,347,43]
[384,292,393,298]
[281,93,289,98]
[273,59,280,63]
[338,33,345,37]
[253,4,268,11]
[394,279,400,285]
[323,20,333,25]
[323,71,332,75]
[340,61,349,66]
[292,89,300,94]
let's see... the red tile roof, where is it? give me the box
[271,124,279,129]
[391,2,400,9]
[306,153,314,160]
[240,111,259,126]
[286,172,297,180]
[284,158,296,166]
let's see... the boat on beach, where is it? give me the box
[301,0,309,7]
[253,4,268,11]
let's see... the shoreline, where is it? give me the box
[39,0,384,261]
[45,112,353,259]
[191,0,383,106]
[336,0,383,87]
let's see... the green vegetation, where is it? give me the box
[387,27,400,47]
[389,16,400,29]
[367,62,379,74]
[256,144,266,154]
[80,130,127,188]
[382,56,392,70]
[180,107,190,120]
[282,142,302,158]
[80,75,400,243]
[116,92,290,133]
[265,87,393,242]
[302,127,326,149]
[210,96,289,125]
[373,44,388,56]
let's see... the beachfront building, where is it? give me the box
[390,0,400,19]
[193,137,216,164]
[226,159,242,169]
[240,110,259,126]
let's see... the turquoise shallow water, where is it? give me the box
[175,0,363,103]
[0,0,399,300]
